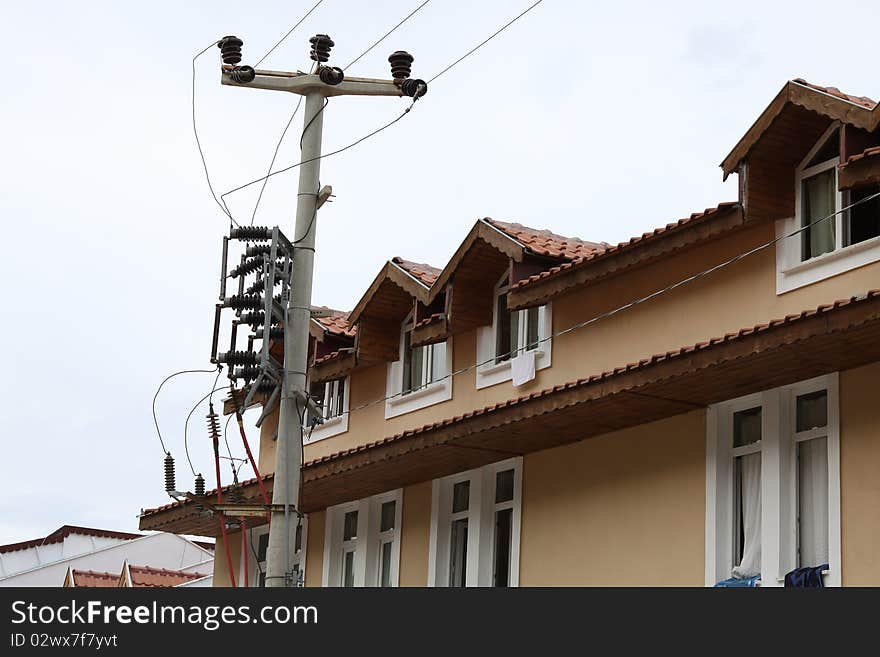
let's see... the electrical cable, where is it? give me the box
[334,189,880,419]
[152,367,219,455]
[428,0,544,83]
[255,0,326,69]
[220,98,418,201]
[192,40,240,227]
[342,0,433,71]
[250,95,304,226]
[182,377,226,477]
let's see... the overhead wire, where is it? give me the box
[342,0,433,71]
[250,95,304,226]
[428,0,544,83]
[255,0,327,69]
[152,366,219,455]
[334,189,880,420]
[182,371,226,477]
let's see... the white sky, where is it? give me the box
[2,0,877,544]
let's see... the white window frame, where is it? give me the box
[475,272,552,389]
[322,489,403,587]
[385,308,452,419]
[776,123,880,294]
[427,457,522,587]
[242,518,308,587]
[705,373,840,587]
[304,376,349,444]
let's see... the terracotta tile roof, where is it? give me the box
[391,257,441,286]
[841,145,880,168]
[792,78,877,110]
[314,348,355,366]
[485,218,609,260]
[128,565,208,588]
[142,288,880,520]
[71,569,119,588]
[0,525,142,555]
[510,202,740,290]
[311,307,355,338]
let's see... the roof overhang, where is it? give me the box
[349,260,432,326]
[721,79,880,179]
[140,290,880,537]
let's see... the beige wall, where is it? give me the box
[519,410,706,586]
[399,481,432,587]
[840,361,880,586]
[304,510,325,587]
[212,529,242,588]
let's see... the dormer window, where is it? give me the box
[776,124,880,294]
[304,376,349,444]
[494,284,540,364]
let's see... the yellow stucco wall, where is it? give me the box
[398,481,432,587]
[304,510,325,587]
[840,361,880,586]
[518,410,706,586]
[212,529,242,588]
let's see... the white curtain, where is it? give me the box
[732,453,762,579]
[798,437,829,566]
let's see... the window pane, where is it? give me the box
[380,501,396,533]
[410,343,424,391]
[732,452,762,577]
[257,532,269,562]
[802,169,837,260]
[449,518,468,587]
[496,293,511,362]
[308,382,325,425]
[430,341,446,383]
[343,550,355,587]
[452,480,470,514]
[510,309,520,356]
[733,406,762,447]
[343,510,358,541]
[796,390,828,432]
[526,307,540,350]
[493,508,513,587]
[495,469,514,504]
[380,541,393,587]
[845,183,880,246]
[798,437,829,567]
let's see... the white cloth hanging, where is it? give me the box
[510,350,536,386]
[732,453,762,579]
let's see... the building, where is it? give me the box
[139,78,880,587]
[63,562,212,588]
[0,525,214,587]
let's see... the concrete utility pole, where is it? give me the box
[219,35,426,587]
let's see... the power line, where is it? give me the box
[250,96,304,226]
[193,40,240,227]
[152,366,219,456]
[335,189,880,419]
[255,0,326,69]
[343,0,433,71]
[428,0,544,83]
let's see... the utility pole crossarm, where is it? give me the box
[221,65,406,98]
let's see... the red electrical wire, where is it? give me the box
[236,410,271,510]
[213,428,237,588]
[241,518,249,588]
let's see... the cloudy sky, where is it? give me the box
[1,0,877,544]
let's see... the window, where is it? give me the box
[776,124,880,293]
[705,374,840,587]
[385,309,452,419]
[303,376,349,443]
[476,272,552,389]
[245,519,307,587]
[428,458,522,587]
[323,489,403,587]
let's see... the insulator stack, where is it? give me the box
[319,66,344,86]
[401,78,428,98]
[218,36,243,65]
[245,244,273,257]
[229,65,256,84]
[245,273,285,296]
[223,295,263,311]
[232,366,261,381]
[388,51,414,79]
[194,473,205,497]
[206,406,222,444]
[309,34,334,62]
[229,484,245,504]
[229,226,272,241]
[217,350,259,366]
[164,453,176,493]
[238,311,266,326]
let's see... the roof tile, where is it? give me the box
[391,257,441,286]
[128,565,207,588]
[485,218,609,260]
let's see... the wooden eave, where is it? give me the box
[411,314,449,348]
[311,350,357,385]
[140,290,880,537]
[507,204,744,311]
[348,261,432,326]
[839,150,880,191]
[722,80,880,179]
